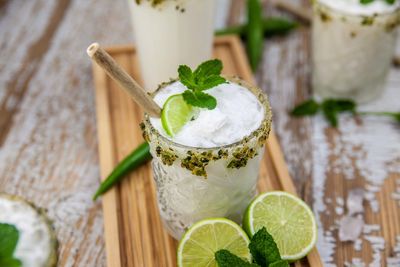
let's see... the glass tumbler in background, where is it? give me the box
[127,0,217,91]
[312,1,400,103]
[141,77,272,239]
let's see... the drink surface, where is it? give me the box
[318,0,400,15]
[150,81,264,148]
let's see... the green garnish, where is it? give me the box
[178,59,227,110]
[290,99,355,127]
[360,0,396,4]
[359,111,400,122]
[0,223,22,267]
[290,99,320,117]
[321,99,356,127]
[290,98,400,127]
[215,250,258,267]
[249,227,289,267]
[215,227,289,267]
[161,94,194,136]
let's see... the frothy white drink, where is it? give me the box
[312,0,400,103]
[150,81,264,147]
[142,77,272,239]
[127,0,216,90]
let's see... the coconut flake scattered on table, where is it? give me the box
[312,66,400,266]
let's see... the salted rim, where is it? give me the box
[143,76,272,151]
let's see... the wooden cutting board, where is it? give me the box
[91,36,323,267]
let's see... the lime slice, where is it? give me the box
[177,218,251,267]
[243,191,317,261]
[161,94,193,136]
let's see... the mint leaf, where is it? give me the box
[322,102,338,127]
[193,59,223,78]
[182,90,217,110]
[326,99,356,113]
[322,99,356,127]
[269,259,290,267]
[197,75,227,91]
[0,258,22,267]
[0,223,21,267]
[178,65,197,90]
[249,227,281,266]
[290,99,320,117]
[177,59,226,109]
[215,250,259,267]
[0,224,19,258]
[392,112,400,123]
[360,0,374,4]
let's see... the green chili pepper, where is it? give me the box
[262,17,298,36]
[215,25,246,36]
[247,0,263,71]
[215,17,297,37]
[93,142,152,200]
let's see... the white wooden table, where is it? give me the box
[0,0,399,266]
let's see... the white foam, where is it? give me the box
[318,0,400,16]
[150,81,264,148]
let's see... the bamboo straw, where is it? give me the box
[87,43,161,117]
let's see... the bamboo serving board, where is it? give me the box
[92,36,323,267]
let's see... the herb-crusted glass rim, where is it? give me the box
[314,0,400,18]
[143,76,272,151]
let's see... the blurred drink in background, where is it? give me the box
[312,0,400,103]
[128,0,216,91]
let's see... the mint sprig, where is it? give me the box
[0,223,22,267]
[178,59,227,110]
[215,227,289,267]
[215,250,258,267]
[360,0,396,4]
[290,98,400,127]
[249,227,284,266]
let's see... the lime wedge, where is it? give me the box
[161,94,193,136]
[243,191,317,261]
[177,218,251,267]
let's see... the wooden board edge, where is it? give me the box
[92,62,123,267]
[94,36,323,267]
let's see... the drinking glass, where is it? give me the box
[141,77,272,239]
[312,1,400,103]
[127,0,217,90]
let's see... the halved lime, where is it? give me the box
[177,218,251,267]
[161,94,193,136]
[243,191,317,261]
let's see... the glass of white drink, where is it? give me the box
[127,0,217,90]
[312,0,400,103]
[141,76,272,239]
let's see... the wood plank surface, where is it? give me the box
[257,1,400,266]
[1,0,399,266]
